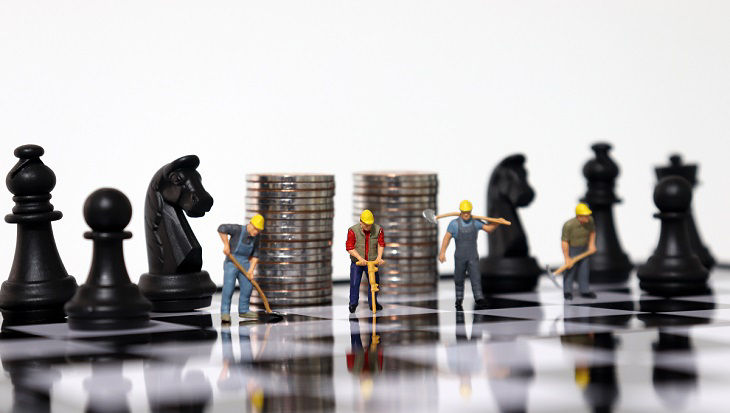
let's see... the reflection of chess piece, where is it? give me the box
[0,341,60,413]
[144,316,215,411]
[1,144,77,323]
[581,143,632,284]
[655,155,715,269]
[480,154,541,293]
[652,330,697,410]
[84,361,132,413]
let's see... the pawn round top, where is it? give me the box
[654,176,692,213]
[84,188,132,232]
[583,142,619,182]
[7,144,56,196]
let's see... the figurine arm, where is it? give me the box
[439,232,452,263]
[376,228,385,265]
[562,240,572,266]
[248,257,259,276]
[588,231,597,254]
[219,232,231,256]
[482,222,500,233]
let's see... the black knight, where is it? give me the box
[480,154,541,293]
[139,155,217,311]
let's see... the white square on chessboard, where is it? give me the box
[279,303,442,320]
[9,320,197,339]
[472,304,640,320]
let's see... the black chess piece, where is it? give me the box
[65,188,152,330]
[480,154,541,293]
[0,144,77,324]
[581,143,633,284]
[637,176,710,296]
[138,156,216,312]
[655,154,715,270]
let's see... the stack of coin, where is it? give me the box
[246,174,335,307]
[353,172,438,295]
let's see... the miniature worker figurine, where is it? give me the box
[439,200,503,310]
[561,203,597,300]
[218,214,264,323]
[346,210,386,314]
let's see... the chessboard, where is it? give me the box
[2,269,730,413]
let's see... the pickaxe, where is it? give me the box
[544,250,596,289]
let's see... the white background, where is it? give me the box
[1,1,728,284]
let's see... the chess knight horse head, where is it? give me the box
[486,154,535,257]
[144,155,214,274]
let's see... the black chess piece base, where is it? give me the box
[139,271,216,312]
[480,256,541,293]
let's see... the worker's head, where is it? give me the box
[459,200,473,221]
[248,214,265,236]
[360,209,374,231]
[575,203,592,224]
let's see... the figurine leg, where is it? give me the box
[563,267,575,295]
[466,258,484,301]
[349,262,365,306]
[221,260,238,315]
[454,258,467,301]
[576,258,591,295]
[237,271,254,314]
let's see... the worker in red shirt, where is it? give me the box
[346,210,385,313]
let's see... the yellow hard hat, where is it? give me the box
[250,214,265,230]
[575,203,592,216]
[459,200,473,212]
[360,209,375,225]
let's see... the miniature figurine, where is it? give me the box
[346,210,385,313]
[218,214,264,323]
[561,203,597,300]
[438,200,507,310]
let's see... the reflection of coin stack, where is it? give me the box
[246,174,335,307]
[353,172,438,295]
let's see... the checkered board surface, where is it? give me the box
[2,269,730,413]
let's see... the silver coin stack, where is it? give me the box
[353,172,439,295]
[246,174,335,307]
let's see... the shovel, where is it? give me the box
[226,253,284,323]
[422,209,511,226]
[544,250,596,289]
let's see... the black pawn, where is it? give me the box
[637,176,709,296]
[655,155,715,269]
[0,144,77,324]
[65,188,152,330]
[581,143,632,284]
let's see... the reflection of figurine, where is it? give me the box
[439,200,505,310]
[139,155,217,311]
[218,215,264,324]
[346,210,385,313]
[218,327,264,412]
[446,312,481,399]
[480,154,541,293]
[561,203,597,300]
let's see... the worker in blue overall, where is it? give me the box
[218,214,264,324]
[439,200,504,311]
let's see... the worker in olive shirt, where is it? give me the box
[439,200,503,311]
[561,203,597,300]
[218,214,264,323]
[346,210,385,313]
